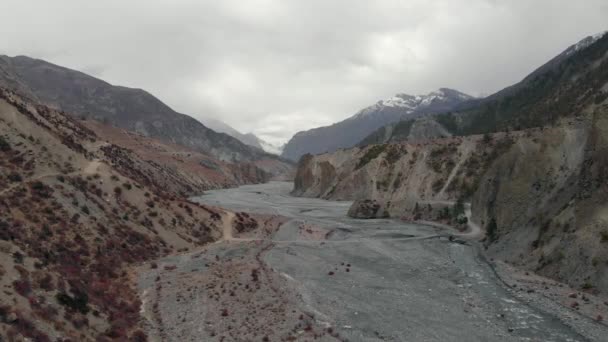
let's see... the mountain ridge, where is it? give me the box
[0,55,292,177]
[281,88,473,161]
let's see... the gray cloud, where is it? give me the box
[1,0,607,144]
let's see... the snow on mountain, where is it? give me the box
[352,88,473,120]
[282,88,473,161]
[566,31,608,56]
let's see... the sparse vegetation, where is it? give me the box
[356,144,387,169]
[385,146,404,164]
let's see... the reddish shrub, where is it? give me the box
[13,279,32,297]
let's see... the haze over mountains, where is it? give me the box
[201,117,284,155]
[281,88,474,161]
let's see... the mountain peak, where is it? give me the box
[354,88,472,119]
[566,31,608,56]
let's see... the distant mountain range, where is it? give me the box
[201,117,284,155]
[281,88,474,161]
[0,55,288,169]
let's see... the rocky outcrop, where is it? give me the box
[292,132,515,219]
[348,199,390,219]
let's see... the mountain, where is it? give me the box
[201,117,285,155]
[292,32,608,295]
[360,32,608,146]
[433,31,608,136]
[281,88,473,161]
[201,117,264,149]
[0,55,289,173]
[0,87,277,340]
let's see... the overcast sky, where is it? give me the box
[1,0,607,145]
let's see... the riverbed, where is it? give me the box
[139,182,599,341]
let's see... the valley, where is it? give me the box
[139,182,608,341]
[0,8,606,340]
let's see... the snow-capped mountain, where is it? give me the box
[567,31,607,56]
[282,88,473,161]
[353,88,473,119]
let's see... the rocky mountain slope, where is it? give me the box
[0,55,292,177]
[293,131,514,218]
[281,88,473,161]
[472,108,608,296]
[292,32,608,293]
[83,120,270,195]
[0,87,270,340]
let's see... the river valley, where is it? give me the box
[138,182,607,342]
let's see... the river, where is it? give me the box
[139,182,592,341]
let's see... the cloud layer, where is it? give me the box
[1,0,607,144]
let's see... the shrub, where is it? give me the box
[0,136,10,151]
[114,187,122,196]
[7,172,22,182]
[452,198,465,217]
[385,146,403,164]
[13,279,32,297]
[56,291,90,314]
[600,231,608,243]
[81,205,90,215]
[122,183,132,190]
[13,251,24,264]
[356,145,387,169]
[31,181,45,191]
[482,133,493,144]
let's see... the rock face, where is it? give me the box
[0,55,292,177]
[281,88,473,161]
[292,133,516,215]
[473,110,608,293]
[84,120,271,195]
[348,199,389,219]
